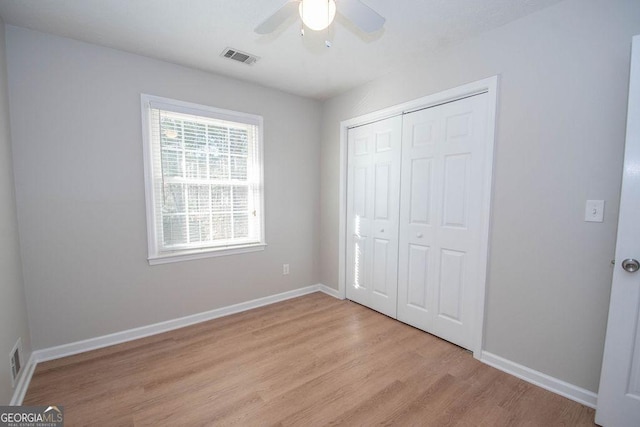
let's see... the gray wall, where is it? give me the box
[319,0,640,393]
[0,19,30,404]
[6,26,322,350]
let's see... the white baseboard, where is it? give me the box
[11,284,336,405]
[33,285,329,364]
[10,352,37,406]
[11,288,597,411]
[480,351,598,409]
[318,284,342,299]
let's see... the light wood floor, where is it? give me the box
[24,292,595,426]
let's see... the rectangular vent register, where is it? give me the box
[221,48,259,65]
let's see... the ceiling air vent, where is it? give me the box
[221,48,259,66]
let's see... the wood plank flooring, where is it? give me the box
[24,292,596,426]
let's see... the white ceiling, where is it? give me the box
[0,0,564,99]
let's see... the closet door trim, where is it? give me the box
[337,76,499,358]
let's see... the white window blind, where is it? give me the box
[141,95,265,264]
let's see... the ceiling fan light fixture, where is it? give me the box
[299,0,337,31]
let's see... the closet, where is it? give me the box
[345,92,490,350]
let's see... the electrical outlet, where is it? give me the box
[283,264,290,275]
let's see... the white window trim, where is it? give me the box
[141,94,266,265]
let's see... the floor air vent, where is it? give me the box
[221,48,259,66]
[10,338,22,387]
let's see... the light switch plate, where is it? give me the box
[585,200,605,222]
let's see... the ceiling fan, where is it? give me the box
[255,0,385,35]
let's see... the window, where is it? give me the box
[141,94,265,264]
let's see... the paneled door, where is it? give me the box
[345,116,402,318]
[397,93,489,350]
[596,35,640,427]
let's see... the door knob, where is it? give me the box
[416,233,423,238]
[622,259,640,273]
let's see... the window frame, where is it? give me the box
[141,94,266,265]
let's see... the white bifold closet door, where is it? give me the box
[345,116,402,318]
[346,93,489,351]
[397,93,488,350]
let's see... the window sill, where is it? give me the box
[148,243,266,265]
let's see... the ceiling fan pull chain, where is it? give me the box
[325,0,332,47]
[300,0,305,36]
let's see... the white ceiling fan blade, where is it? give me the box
[254,0,300,34]
[337,0,385,33]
